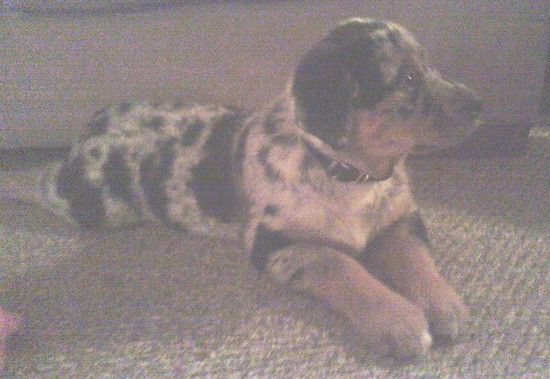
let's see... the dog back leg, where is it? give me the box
[23,132,178,230]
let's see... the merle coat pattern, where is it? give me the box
[36,18,483,359]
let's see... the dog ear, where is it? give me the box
[292,25,393,148]
[292,42,354,148]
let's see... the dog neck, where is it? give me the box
[289,90,397,183]
[301,136,394,183]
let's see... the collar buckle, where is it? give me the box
[302,137,386,184]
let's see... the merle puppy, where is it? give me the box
[26,18,483,358]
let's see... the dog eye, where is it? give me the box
[404,71,418,84]
[399,69,422,91]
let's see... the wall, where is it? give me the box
[1,0,548,148]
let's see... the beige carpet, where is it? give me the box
[0,127,548,377]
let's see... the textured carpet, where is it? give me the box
[0,127,548,377]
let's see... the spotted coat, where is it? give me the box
[38,17,483,359]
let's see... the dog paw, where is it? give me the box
[424,289,469,340]
[354,299,432,359]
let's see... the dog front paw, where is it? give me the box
[353,298,432,359]
[423,287,469,340]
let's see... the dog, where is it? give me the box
[19,18,483,359]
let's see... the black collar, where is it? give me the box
[302,138,392,184]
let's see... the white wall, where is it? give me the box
[1,0,547,148]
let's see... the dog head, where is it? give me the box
[292,18,483,168]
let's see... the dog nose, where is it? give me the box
[455,84,484,117]
[464,95,484,117]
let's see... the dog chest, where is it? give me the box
[246,162,416,254]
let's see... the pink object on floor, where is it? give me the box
[0,308,20,367]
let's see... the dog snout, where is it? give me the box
[461,92,483,116]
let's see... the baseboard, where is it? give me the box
[0,147,69,170]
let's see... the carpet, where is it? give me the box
[0,126,548,377]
